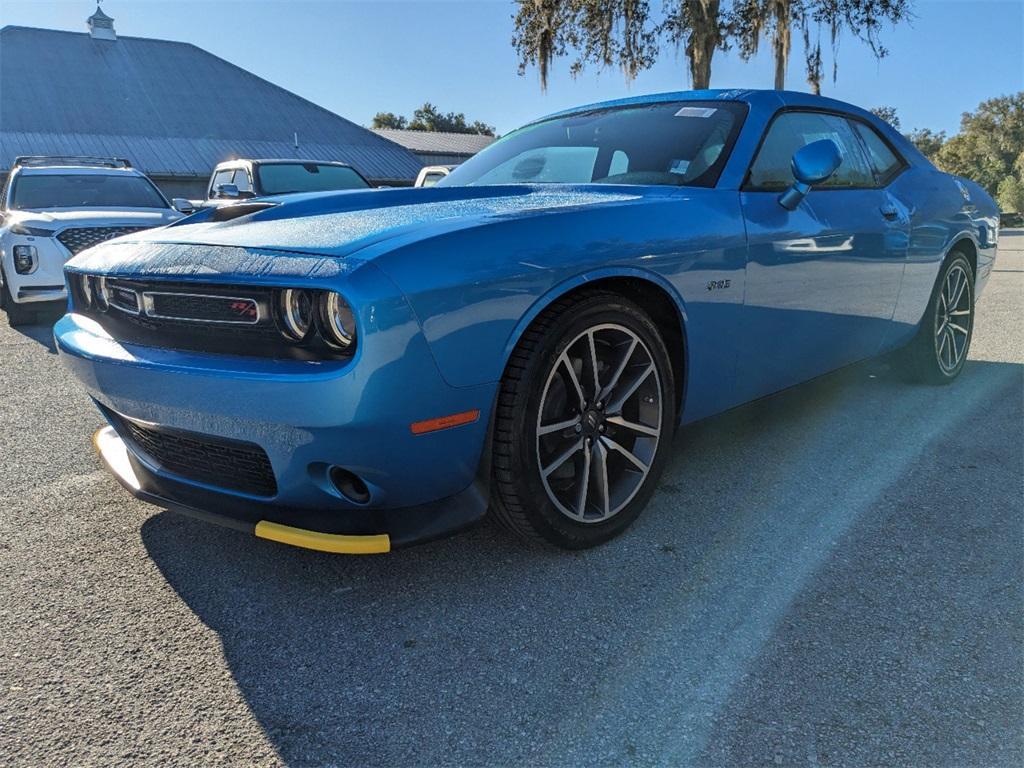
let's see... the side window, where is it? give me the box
[748,111,876,190]
[210,169,233,197]
[852,121,903,184]
[231,168,254,193]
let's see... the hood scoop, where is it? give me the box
[210,202,279,222]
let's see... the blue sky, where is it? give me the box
[3,0,1022,136]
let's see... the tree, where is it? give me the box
[371,104,495,135]
[513,0,724,90]
[729,0,913,93]
[933,93,1023,202]
[998,174,1024,214]
[513,1,911,93]
[906,128,945,162]
[371,112,407,130]
[661,1,724,89]
[869,105,900,130]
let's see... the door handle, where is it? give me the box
[880,205,899,221]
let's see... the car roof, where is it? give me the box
[534,88,875,125]
[13,165,145,176]
[215,159,355,168]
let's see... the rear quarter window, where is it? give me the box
[853,121,905,184]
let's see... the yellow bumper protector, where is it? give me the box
[254,520,391,555]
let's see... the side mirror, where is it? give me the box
[779,139,842,211]
[171,198,195,215]
[215,183,240,199]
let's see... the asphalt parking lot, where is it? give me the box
[1,234,1021,767]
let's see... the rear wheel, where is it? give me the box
[491,291,676,549]
[900,251,974,384]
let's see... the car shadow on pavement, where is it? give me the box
[9,305,64,352]
[140,357,1023,767]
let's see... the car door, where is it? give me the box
[736,110,908,402]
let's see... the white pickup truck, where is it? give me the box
[198,159,372,208]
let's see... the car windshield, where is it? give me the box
[256,163,369,195]
[441,101,746,188]
[10,173,169,210]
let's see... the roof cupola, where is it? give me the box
[87,2,116,41]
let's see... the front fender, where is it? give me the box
[372,189,749,424]
[498,265,691,371]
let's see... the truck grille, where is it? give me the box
[57,226,148,255]
[118,417,278,497]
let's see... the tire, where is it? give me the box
[900,251,975,384]
[491,291,677,549]
[1,271,35,327]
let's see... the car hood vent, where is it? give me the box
[210,202,278,222]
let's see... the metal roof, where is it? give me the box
[0,25,424,181]
[373,129,496,157]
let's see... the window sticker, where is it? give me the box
[675,106,717,118]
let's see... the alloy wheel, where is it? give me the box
[934,262,972,374]
[535,323,662,523]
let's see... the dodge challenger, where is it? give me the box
[56,90,999,554]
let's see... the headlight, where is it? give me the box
[277,288,314,340]
[12,245,36,274]
[10,223,54,237]
[320,292,356,348]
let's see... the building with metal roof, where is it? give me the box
[373,129,497,167]
[0,8,424,197]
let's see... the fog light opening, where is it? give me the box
[329,467,371,504]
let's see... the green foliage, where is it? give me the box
[371,112,407,130]
[512,0,912,93]
[372,104,495,136]
[933,93,1023,206]
[869,106,901,130]
[906,128,946,162]
[998,175,1024,214]
[513,0,662,89]
[729,1,912,92]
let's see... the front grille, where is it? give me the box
[57,226,148,255]
[118,416,278,497]
[147,292,259,324]
[71,277,351,361]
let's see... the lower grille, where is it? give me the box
[117,417,277,497]
[57,226,148,255]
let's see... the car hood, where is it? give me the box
[6,207,181,231]
[113,185,657,259]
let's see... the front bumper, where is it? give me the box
[2,235,69,304]
[94,426,488,552]
[57,290,498,551]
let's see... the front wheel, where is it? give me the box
[900,252,975,384]
[491,291,676,549]
[1,271,35,327]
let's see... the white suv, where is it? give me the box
[0,157,187,326]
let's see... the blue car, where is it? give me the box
[57,90,999,554]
